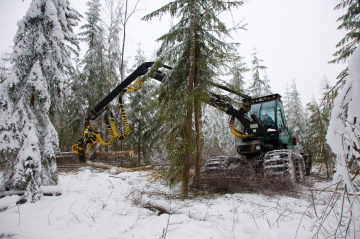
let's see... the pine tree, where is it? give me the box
[142,0,243,197]
[78,0,107,113]
[283,83,291,120]
[101,0,123,154]
[285,79,307,143]
[330,0,360,65]
[329,0,360,82]
[247,49,272,97]
[103,0,121,93]
[0,0,80,202]
[228,56,248,93]
[54,59,86,152]
[124,44,157,165]
[306,89,336,178]
[55,0,106,153]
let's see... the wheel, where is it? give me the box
[304,154,312,176]
[293,152,305,182]
[293,147,311,176]
[264,150,296,181]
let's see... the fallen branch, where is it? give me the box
[143,202,173,216]
[309,188,360,196]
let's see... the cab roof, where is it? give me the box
[246,94,282,104]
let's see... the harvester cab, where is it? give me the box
[226,94,308,181]
[246,94,293,149]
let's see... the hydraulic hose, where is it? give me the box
[228,117,253,139]
[71,79,145,157]
[95,110,115,146]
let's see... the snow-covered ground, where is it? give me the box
[0,167,359,239]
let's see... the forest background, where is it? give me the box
[0,0,347,103]
[0,0,358,200]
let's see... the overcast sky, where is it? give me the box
[0,0,348,104]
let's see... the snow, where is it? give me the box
[40,185,62,195]
[327,47,360,158]
[0,195,21,210]
[1,169,358,238]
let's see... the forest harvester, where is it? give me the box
[71,62,311,183]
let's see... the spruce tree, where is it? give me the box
[247,49,272,97]
[329,0,360,82]
[0,0,80,202]
[282,83,290,116]
[54,59,86,152]
[78,0,107,113]
[306,92,336,178]
[103,0,121,93]
[142,0,243,197]
[285,79,307,143]
[102,0,123,153]
[330,0,360,65]
[228,56,248,93]
[55,0,106,152]
[124,44,157,165]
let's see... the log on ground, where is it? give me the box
[56,151,134,160]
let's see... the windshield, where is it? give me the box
[250,101,276,129]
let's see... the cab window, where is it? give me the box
[276,102,285,129]
[250,101,276,129]
[259,101,275,129]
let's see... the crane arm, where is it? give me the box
[85,62,172,124]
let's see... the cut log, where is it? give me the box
[85,161,153,173]
[56,151,134,160]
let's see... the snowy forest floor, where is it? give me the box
[0,165,360,239]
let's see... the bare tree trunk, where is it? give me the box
[119,0,128,166]
[194,97,202,187]
[120,0,128,84]
[181,0,196,198]
[138,135,141,165]
[325,157,330,179]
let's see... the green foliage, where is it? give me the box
[330,0,360,65]
[329,0,360,81]
[56,0,123,152]
[247,49,272,97]
[78,0,108,112]
[142,0,244,188]
[1,0,81,200]
[123,45,160,165]
[54,59,87,151]
[283,80,307,143]
[305,79,337,178]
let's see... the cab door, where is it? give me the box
[276,101,290,146]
